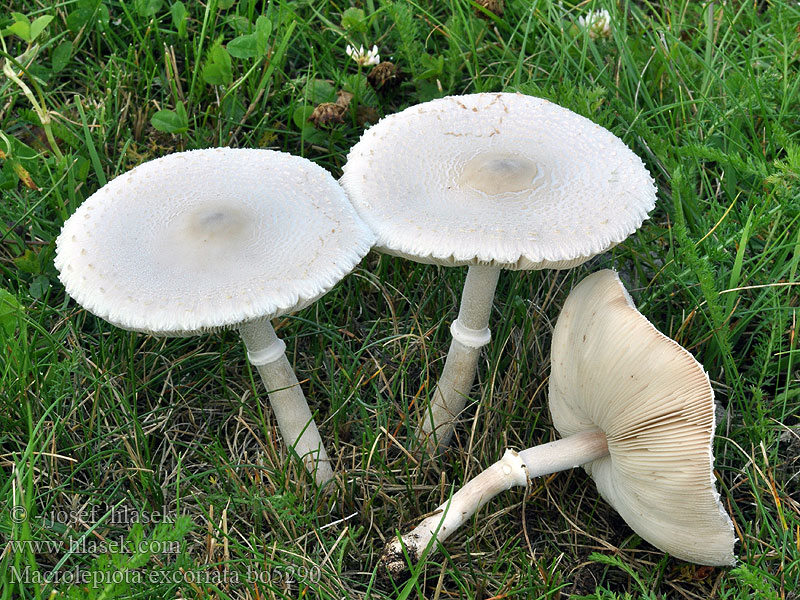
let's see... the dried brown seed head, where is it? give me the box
[367,61,402,91]
[335,90,354,108]
[308,102,346,128]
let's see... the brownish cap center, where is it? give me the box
[186,205,250,243]
[459,152,539,195]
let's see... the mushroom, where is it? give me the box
[341,93,657,451]
[55,148,375,485]
[381,269,736,576]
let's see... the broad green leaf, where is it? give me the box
[304,79,336,104]
[66,8,93,32]
[96,3,111,29]
[218,0,235,8]
[67,1,110,32]
[29,275,50,300]
[5,16,31,42]
[418,53,444,79]
[227,15,251,35]
[175,100,188,123]
[52,41,73,73]
[7,133,39,162]
[11,12,30,25]
[150,110,184,133]
[151,101,188,133]
[227,34,258,59]
[294,103,332,144]
[14,249,40,274]
[255,16,272,56]
[0,162,18,190]
[202,42,232,86]
[415,80,444,102]
[134,0,163,17]
[170,1,188,38]
[29,15,54,40]
[341,7,366,32]
[0,290,24,337]
[73,155,91,182]
[292,105,314,129]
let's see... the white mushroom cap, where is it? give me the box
[549,270,736,566]
[340,93,656,270]
[55,148,375,336]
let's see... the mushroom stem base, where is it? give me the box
[240,320,334,485]
[382,429,609,579]
[381,448,527,578]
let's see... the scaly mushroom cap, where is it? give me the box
[55,148,375,336]
[549,270,736,566]
[340,93,656,270]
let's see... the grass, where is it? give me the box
[1,0,799,598]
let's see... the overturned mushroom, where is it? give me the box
[55,148,375,485]
[381,269,736,576]
[341,93,656,451]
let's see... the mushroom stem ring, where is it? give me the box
[243,325,287,366]
[449,316,492,348]
[382,429,609,577]
[239,320,333,484]
[419,264,500,450]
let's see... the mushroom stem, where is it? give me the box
[382,428,608,577]
[419,264,501,450]
[239,320,334,485]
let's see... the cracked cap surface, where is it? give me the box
[341,93,657,270]
[56,148,375,335]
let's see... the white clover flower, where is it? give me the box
[346,44,380,67]
[578,9,612,40]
